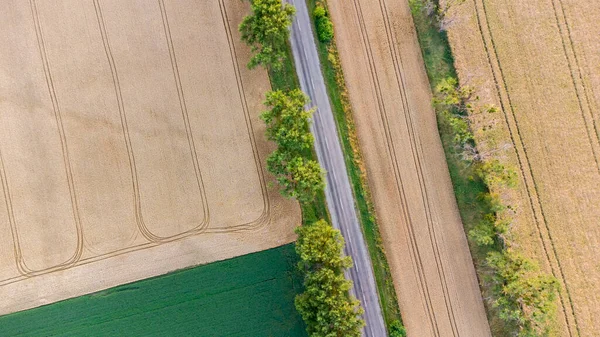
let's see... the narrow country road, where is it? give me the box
[286,0,387,336]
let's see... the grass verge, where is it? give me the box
[304,0,404,332]
[0,244,307,337]
[268,49,329,226]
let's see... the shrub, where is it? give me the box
[389,319,407,337]
[487,251,559,336]
[475,159,518,189]
[314,5,334,43]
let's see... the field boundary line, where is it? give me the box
[472,0,580,335]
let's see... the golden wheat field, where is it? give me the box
[0,0,299,315]
[448,0,600,335]
[328,0,490,335]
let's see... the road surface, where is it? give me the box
[286,0,387,335]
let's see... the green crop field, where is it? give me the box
[0,244,307,337]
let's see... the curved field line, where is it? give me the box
[472,0,580,335]
[94,0,211,243]
[0,0,273,285]
[213,0,271,232]
[0,0,86,277]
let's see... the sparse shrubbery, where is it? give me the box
[434,78,558,336]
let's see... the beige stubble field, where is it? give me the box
[328,0,491,335]
[0,0,299,315]
[448,0,600,335]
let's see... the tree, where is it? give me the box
[295,221,365,337]
[295,219,351,271]
[262,90,325,204]
[295,268,364,337]
[486,251,559,337]
[239,0,296,69]
[261,90,314,154]
[267,151,324,203]
[314,5,334,43]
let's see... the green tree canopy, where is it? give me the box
[261,89,314,154]
[267,151,324,204]
[295,220,364,337]
[262,90,324,204]
[239,0,296,70]
[295,218,351,271]
[487,250,559,337]
[295,268,364,337]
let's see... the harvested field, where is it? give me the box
[448,0,600,335]
[0,244,307,337]
[0,0,299,315]
[327,0,490,335]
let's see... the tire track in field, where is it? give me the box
[552,0,600,151]
[0,0,273,283]
[94,0,211,244]
[472,0,580,335]
[349,0,439,334]
[94,0,271,237]
[351,0,463,335]
[157,0,211,237]
[1,0,86,277]
[549,0,600,173]
[216,0,271,232]
[376,0,460,335]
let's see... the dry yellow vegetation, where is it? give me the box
[0,0,299,314]
[448,0,600,335]
[327,0,490,335]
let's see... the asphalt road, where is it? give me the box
[286,0,387,335]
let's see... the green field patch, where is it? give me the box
[0,244,307,337]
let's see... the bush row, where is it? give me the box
[434,78,559,337]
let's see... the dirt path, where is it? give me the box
[327,0,491,335]
[448,0,600,335]
[0,0,299,315]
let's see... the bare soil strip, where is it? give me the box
[0,0,299,315]
[327,0,491,335]
[449,0,600,335]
